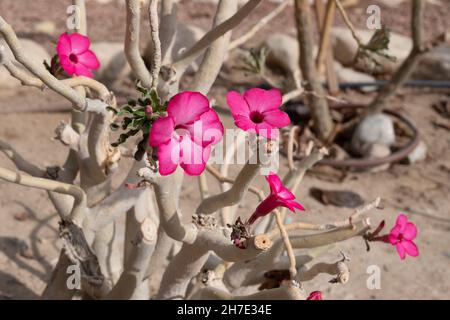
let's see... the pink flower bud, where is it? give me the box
[145,105,153,116]
[247,173,304,225]
[307,291,323,300]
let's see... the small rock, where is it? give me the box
[351,114,396,156]
[330,144,350,161]
[19,245,34,260]
[405,140,427,164]
[334,61,377,92]
[310,187,365,208]
[263,33,302,89]
[365,143,391,172]
[412,46,450,81]
[13,212,29,222]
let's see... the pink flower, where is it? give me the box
[149,91,224,176]
[226,88,291,139]
[307,291,323,300]
[387,214,419,260]
[56,32,100,78]
[247,173,305,225]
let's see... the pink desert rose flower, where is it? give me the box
[247,173,305,225]
[307,291,323,300]
[149,91,224,176]
[56,32,100,78]
[226,88,291,139]
[387,213,419,260]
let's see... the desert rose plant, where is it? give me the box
[0,0,418,300]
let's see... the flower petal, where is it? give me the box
[184,109,224,147]
[262,109,291,128]
[167,91,210,126]
[307,291,322,300]
[243,88,282,113]
[157,138,180,176]
[283,199,305,212]
[59,55,75,76]
[227,91,250,116]
[396,243,406,260]
[74,63,93,78]
[255,122,279,139]
[234,114,257,132]
[68,33,91,54]
[388,225,402,245]
[403,222,417,240]
[395,213,408,232]
[77,50,100,70]
[277,186,296,200]
[56,33,71,56]
[149,116,175,147]
[402,240,419,257]
[179,138,210,176]
[249,195,279,224]
[266,174,283,194]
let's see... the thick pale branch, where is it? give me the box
[190,0,238,95]
[0,166,87,225]
[125,0,152,88]
[297,258,349,284]
[196,161,262,215]
[0,16,87,110]
[107,216,157,299]
[157,227,271,299]
[148,0,162,88]
[159,0,178,64]
[228,0,289,50]
[166,0,262,77]
[139,167,198,243]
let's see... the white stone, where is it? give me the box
[412,46,450,81]
[365,143,391,172]
[351,114,396,156]
[334,61,377,92]
[406,140,427,164]
[263,33,302,89]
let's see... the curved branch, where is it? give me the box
[0,140,45,177]
[0,166,87,225]
[0,16,85,110]
[228,0,289,50]
[148,0,162,89]
[196,161,262,215]
[125,0,152,88]
[106,217,157,299]
[190,0,238,95]
[166,0,262,78]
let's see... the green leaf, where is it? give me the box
[106,106,118,115]
[110,123,120,131]
[117,105,134,117]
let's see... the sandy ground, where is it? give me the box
[1,0,450,299]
